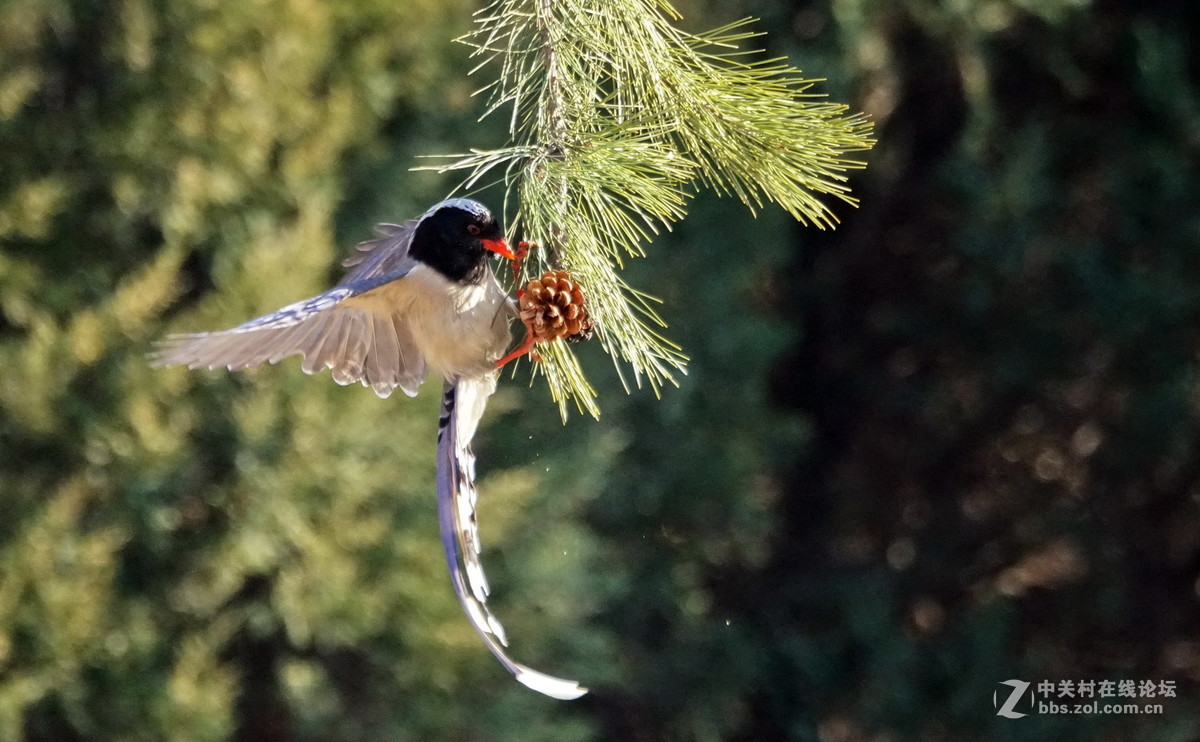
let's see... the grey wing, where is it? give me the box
[152,267,427,398]
[436,377,588,700]
[342,219,420,282]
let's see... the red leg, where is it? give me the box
[512,240,534,284]
[496,241,540,368]
[496,319,537,368]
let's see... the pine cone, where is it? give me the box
[520,270,594,343]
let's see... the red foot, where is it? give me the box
[496,320,537,368]
[496,242,541,368]
[512,240,535,284]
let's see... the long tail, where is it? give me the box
[436,376,587,700]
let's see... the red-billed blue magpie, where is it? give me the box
[154,198,586,699]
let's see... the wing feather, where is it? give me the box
[153,266,427,397]
[370,312,402,398]
[330,310,368,385]
[342,219,420,282]
[268,319,320,364]
[305,310,355,375]
[250,328,293,367]
[392,320,426,397]
[298,313,336,374]
[360,314,384,391]
[372,312,400,380]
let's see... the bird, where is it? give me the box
[153,198,587,700]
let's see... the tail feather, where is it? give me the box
[435,377,587,701]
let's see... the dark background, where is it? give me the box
[1,0,1197,740]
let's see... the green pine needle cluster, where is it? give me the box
[428,0,875,418]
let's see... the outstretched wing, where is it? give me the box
[436,376,588,700]
[153,221,430,397]
[152,265,427,399]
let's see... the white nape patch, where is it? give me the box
[424,198,492,222]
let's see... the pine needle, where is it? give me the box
[422,0,875,419]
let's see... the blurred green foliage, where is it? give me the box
[1,0,1198,740]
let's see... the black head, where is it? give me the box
[409,199,512,283]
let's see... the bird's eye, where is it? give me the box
[467,224,482,236]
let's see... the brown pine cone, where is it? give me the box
[520,270,594,343]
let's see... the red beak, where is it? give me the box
[481,237,516,260]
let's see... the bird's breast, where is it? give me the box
[401,264,512,380]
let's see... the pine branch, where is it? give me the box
[424,0,875,418]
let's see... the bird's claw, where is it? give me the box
[497,241,540,368]
[511,241,535,283]
[496,318,537,369]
